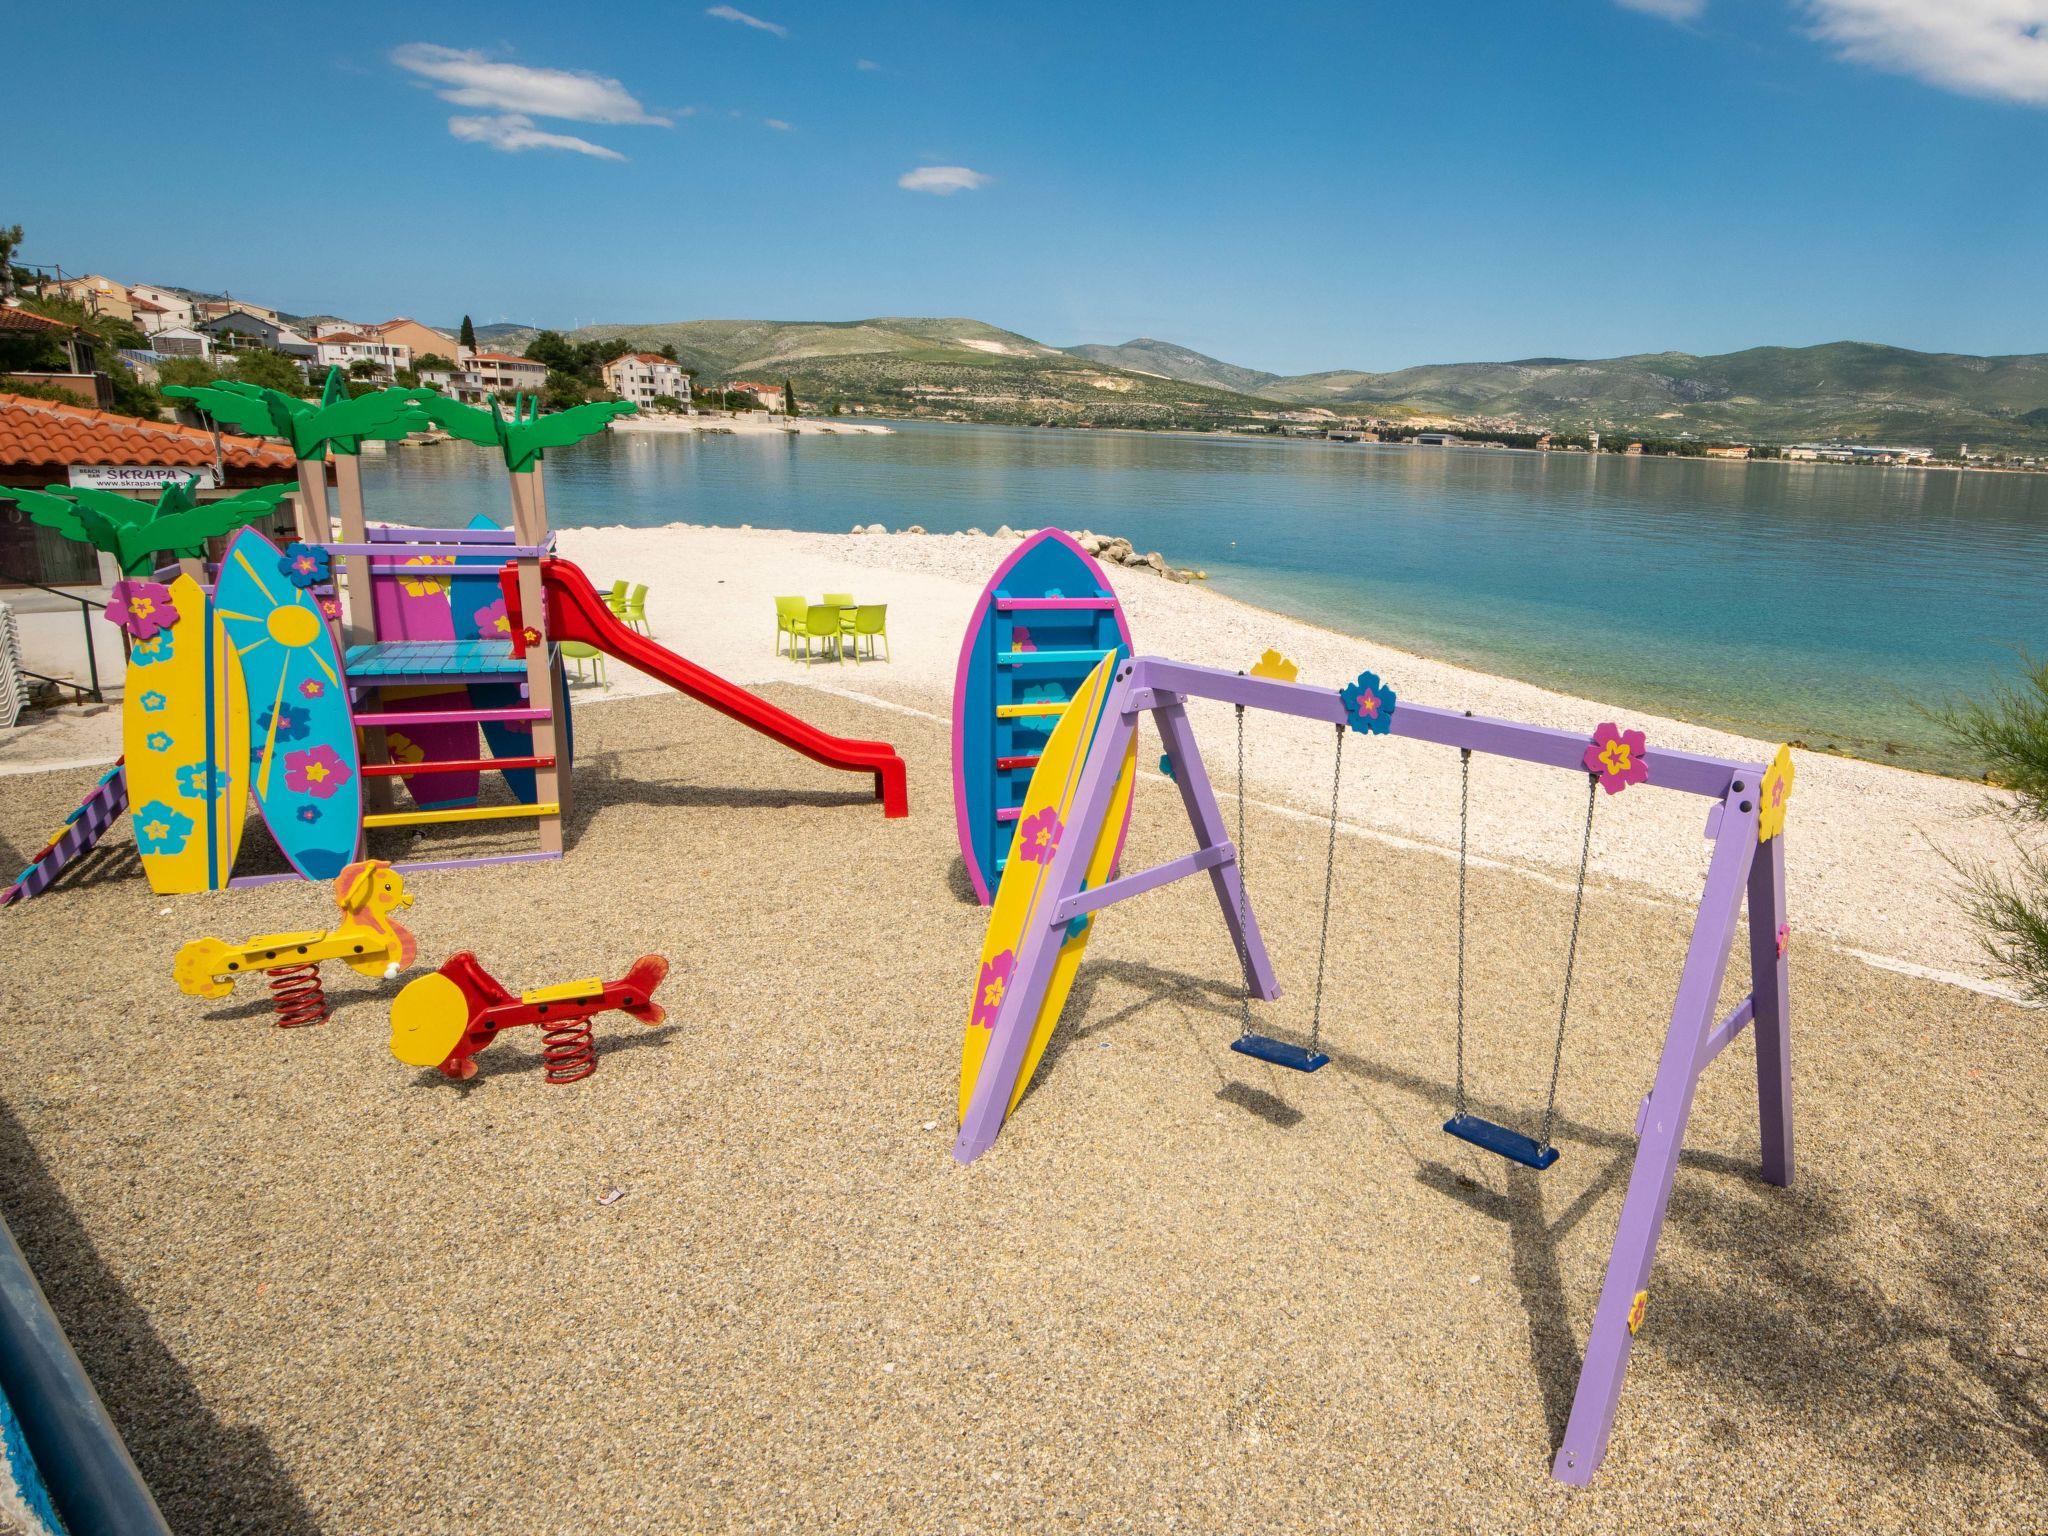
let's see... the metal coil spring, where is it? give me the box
[540,1018,597,1084]
[268,963,329,1029]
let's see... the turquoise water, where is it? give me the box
[357,421,2048,771]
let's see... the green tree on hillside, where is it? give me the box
[232,349,308,395]
[1939,659,2048,1004]
[524,330,578,373]
[782,377,798,416]
[459,314,477,351]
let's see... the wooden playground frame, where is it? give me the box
[954,654,1794,1487]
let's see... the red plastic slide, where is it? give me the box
[500,557,909,817]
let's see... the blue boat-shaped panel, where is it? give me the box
[951,529,1133,904]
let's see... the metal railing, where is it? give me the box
[0,570,106,703]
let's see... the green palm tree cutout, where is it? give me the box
[410,392,637,473]
[164,368,428,460]
[13,475,300,576]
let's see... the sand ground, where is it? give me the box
[1,673,2043,1532]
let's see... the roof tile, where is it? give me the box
[0,393,295,473]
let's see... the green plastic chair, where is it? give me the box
[823,591,858,639]
[561,640,607,687]
[850,603,890,662]
[624,583,651,635]
[799,604,844,666]
[604,580,629,619]
[774,595,806,656]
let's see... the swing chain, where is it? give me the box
[1453,746,1470,1122]
[1537,773,1599,1155]
[1233,700,1255,1039]
[1307,722,1346,1057]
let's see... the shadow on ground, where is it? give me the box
[0,1104,322,1535]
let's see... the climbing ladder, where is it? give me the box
[986,593,1125,881]
[331,521,569,868]
[1,762,128,906]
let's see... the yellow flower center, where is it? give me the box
[1600,740,1632,775]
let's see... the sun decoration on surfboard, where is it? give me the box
[216,542,344,795]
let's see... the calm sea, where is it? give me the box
[357,420,2048,772]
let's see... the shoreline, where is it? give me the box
[5,523,2020,993]
[608,413,891,437]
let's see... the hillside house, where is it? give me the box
[314,331,411,379]
[601,353,691,410]
[453,351,548,401]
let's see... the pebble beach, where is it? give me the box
[0,524,2041,1532]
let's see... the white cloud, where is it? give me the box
[1802,0,2048,105]
[764,118,793,131]
[448,113,626,160]
[856,58,881,71]
[1613,0,1708,18]
[898,165,990,195]
[707,5,788,36]
[393,44,668,124]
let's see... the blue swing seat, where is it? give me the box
[1231,1034,1329,1073]
[1443,1113,1560,1170]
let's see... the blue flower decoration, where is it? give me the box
[251,703,311,760]
[280,543,331,589]
[129,631,175,668]
[133,800,195,856]
[145,730,173,753]
[140,690,168,713]
[175,762,227,801]
[296,803,322,824]
[1340,670,1397,734]
[1158,753,1176,782]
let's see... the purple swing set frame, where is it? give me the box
[953,654,1794,1487]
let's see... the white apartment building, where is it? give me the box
[453,350,549,401]
[127,285,196,331]
[314,331,413,378]
[600,352,691,410]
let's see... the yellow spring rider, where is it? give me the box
[173,860,419,1026]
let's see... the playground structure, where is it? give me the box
[389,951,670,1083]
[952,528,1132,903]
[4,374,909,903]
[955,651,1795,1487]
[172,859,418,1025]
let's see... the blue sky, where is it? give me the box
[11,0,2046,373]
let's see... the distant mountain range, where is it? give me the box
[449,318,2048,450]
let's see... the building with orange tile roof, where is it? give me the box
[0,392,298,584]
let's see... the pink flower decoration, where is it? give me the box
[474,598,510,637]
[317,596,343,620]
[105,579,178,641]
[1583,721,1649,795]
[1017,806,1064,864]
[1011,626,1036,653]
[284,743,353,799]
[972,951,1016,1030]
[1776,923,1789,959]
[299,678,326,699]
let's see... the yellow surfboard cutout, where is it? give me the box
[959,651,1138,1123]
[122,574,248,893]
